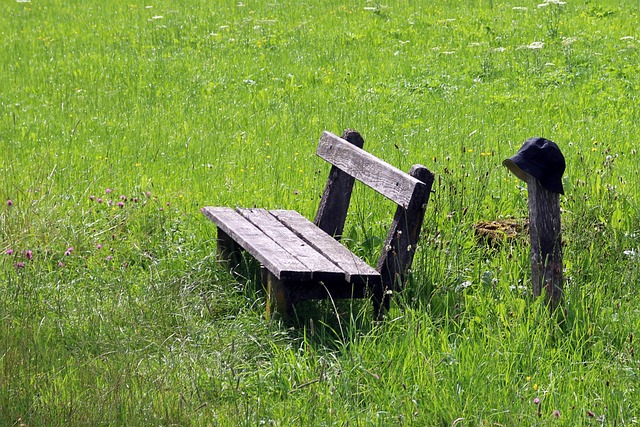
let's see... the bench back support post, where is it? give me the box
[376,164,435,306]
[314,129,364,239]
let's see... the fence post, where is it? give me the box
[526,175,563,311]
[503,137,566,313]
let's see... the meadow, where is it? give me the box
[1,0,640,425]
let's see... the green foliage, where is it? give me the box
[1,0,640,425]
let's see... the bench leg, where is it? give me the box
[216,228,241,268]
[263,269,292,321]
[372,283,390,321]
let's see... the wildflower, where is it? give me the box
[16,262,24,268]
[7,199,13,206]
[456,280,472,292]
[25,250,33,260]
[58,262,64,267]
[117,201,125,208]
[105,255,113,261]
[553,410,560,418]
[133,197,139,203]
[97,198,103,203]
[64,247,73,256]
[527,41,545,49]
[146,191,151,198]
[105,188,112,194]
[120,195,126,200]
[89,195,95,201]
[533,383,539,390]
[5,249,13,255]
[533,397,540,404]
[97,244,102,250]
[587,410,595,418]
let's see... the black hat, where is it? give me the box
[502,137,565,194]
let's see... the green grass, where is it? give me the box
[1,0,640,425]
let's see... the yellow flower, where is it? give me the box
[533,383,539,391]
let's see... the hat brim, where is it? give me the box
[502,158,531,183]
[502,158,565,194]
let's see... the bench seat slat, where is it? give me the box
[237,208,345,283]
[202,207,313,281]
[317,131,425,208]
[270,210,381,286]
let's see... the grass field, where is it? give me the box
[1,0,640,425]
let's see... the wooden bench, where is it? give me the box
[202,130,435,320]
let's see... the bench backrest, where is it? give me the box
[313,130,435,296]
[316,131,425,208]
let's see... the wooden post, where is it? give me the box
[262,268,291,321]
[314,129,364,239]
[526,175,563,311]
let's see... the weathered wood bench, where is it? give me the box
[202,130,434,320]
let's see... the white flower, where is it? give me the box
[456,281,473,292]
[539,0,566,5]
[527,41,545,49]
[623,249,637,258]
[512,6,528,10]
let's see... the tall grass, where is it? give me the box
[2,0,640,425]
